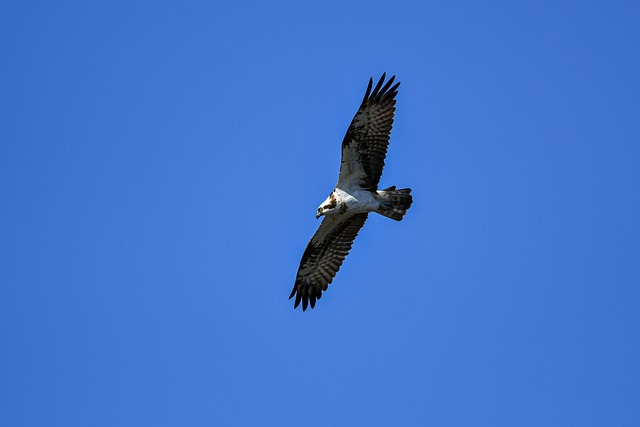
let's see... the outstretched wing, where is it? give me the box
[338,74,400,191]
[290,213,369,310]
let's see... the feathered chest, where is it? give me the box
[333,188,378,213]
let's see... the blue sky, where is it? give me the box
[1,1,639,425]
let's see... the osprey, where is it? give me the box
[290,74,413,310]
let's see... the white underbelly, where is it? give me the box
[334,187,378,213]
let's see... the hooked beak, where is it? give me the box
[316,211,322,219]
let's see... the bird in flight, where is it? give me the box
[290,74,413,310]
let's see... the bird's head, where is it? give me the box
[316,192,339,219]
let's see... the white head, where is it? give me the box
[316,192,339,219]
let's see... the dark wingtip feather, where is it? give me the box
[370,74,386,98]
[361,74,401,106]
[390,81,400,93]
[292,286,302,308]
[380,75,396,94]
[362,77,374,103]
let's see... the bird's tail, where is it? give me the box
[376,186,413,221]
